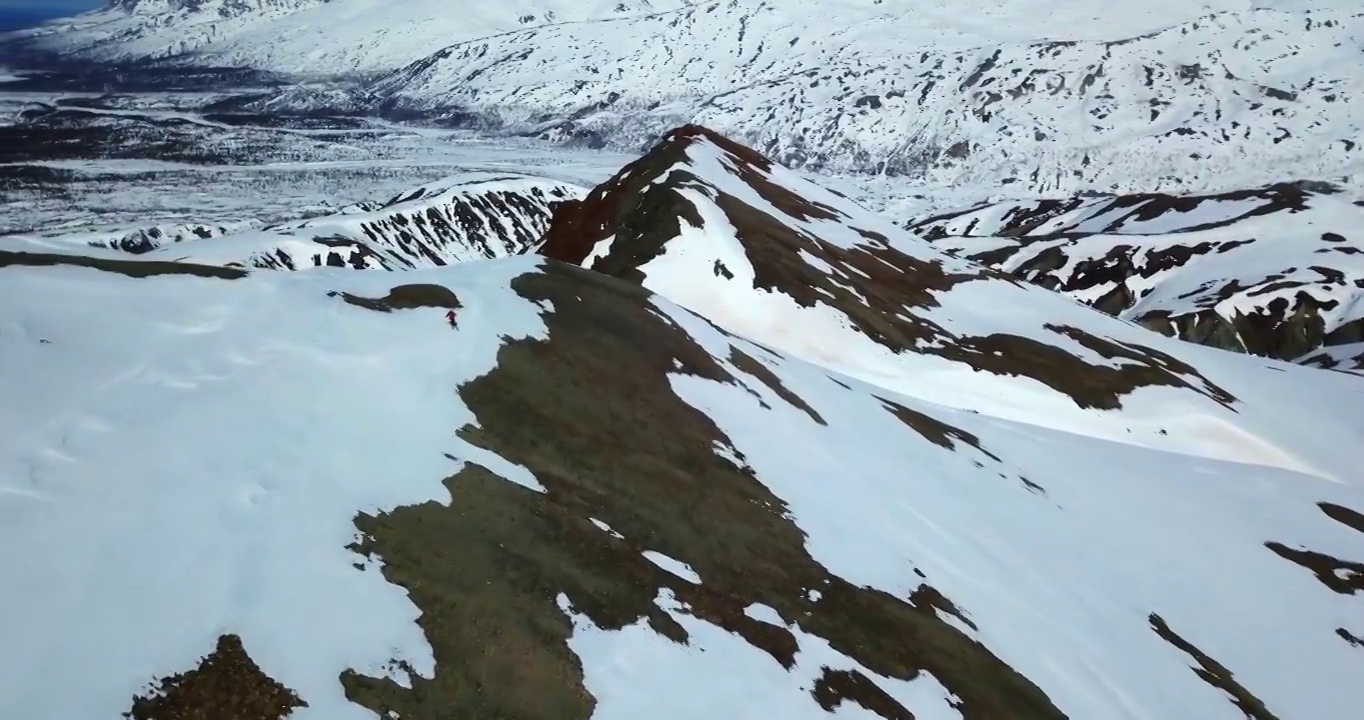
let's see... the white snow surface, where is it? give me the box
[366,1,1364,194]
[580,133,1360,478]
[12,0,694,75]
[914,185,1364,370]
[0,253,1361,719]
[16,2,1364,194]
[562,589,965,720]
[651,292,1364,720]
[0,257,550,720]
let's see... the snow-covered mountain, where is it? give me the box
[7,0,693,75]
[12,1,1362,195]
[93,172,585,270]
[371,2,1364,193]
[910,182,1364,373]
[2,126,1363,720]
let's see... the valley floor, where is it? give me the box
[0,75,972,243]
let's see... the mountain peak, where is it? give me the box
[541,126,1240,418]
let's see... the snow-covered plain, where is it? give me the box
[0,252,1361,720]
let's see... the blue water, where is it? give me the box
[0,8,76,33]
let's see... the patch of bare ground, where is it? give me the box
[1148,614,1281,720]
[878,396,999,459]
[326,284,462,312]
[0,249,247,279]
[124,634,306,720]
[1264,501,1364,596]
[728,347,825,424]
[340,262,1066,720]
[540,125,1234,412]
[938,324,1237,411]
[1320,501,1364,535]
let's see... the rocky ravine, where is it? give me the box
[909,181,1364,374]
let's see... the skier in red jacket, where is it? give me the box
[445,309,458,329]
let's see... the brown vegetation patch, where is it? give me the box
[341,262,1065,720]
[812,668,918,720]
[909,584,980,632]
[728,347,826,425]
[0,249,247,279]
[1148,613,1281,720]
[1264,542,1364,595]
[539,127,718,267]
[541,126,1231,412]
[936,325,1237,411]
[1319,501,1364,535]
[878,396,999,460]
[125,634,306,720]
[327,284,462,312]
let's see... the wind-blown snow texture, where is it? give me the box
[910,182,1364,372]
[16,1,1363,195]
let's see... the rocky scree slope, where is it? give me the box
[2,128,1364,720]
[116,172,585,270]
[910,182,1364,373]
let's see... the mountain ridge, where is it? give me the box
[8,2,1362,195]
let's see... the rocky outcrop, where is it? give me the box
[143,172,585,271]
[913,183,1364,373]
[542,125,1237,412]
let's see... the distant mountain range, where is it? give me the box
[3,123,1362,720]
[6,1,1362,196]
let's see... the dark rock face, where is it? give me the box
[291,179,581,269]
[911,183,1364,373]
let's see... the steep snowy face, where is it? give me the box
[540,125,1258,431]
[911,182,1364,373]
[11,3,1360,193]
[133,173,585,271]
[372,3,1363,194]
[12,0,695,76]
[1,249,1362,720]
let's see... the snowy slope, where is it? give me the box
[542,126,1304,452]
[122,172,586,270]
[8,2,1361,194]
[371,2,1364,194]
[2,234,1363,720]
[910,182,1364,372]
[7,0,694,76]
